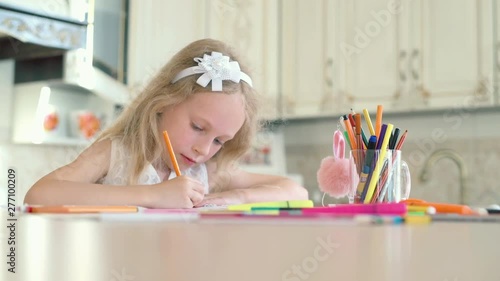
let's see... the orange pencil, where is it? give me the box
[163,130,181,176]
[26,205,138,213]
[343,115,357,150]
[375,105,383,137]
[401,200,474,215]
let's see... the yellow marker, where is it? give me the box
[363,123,394,203]
[405,215,432,225]
[362,109,376,136]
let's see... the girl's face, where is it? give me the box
[159,91,246,171]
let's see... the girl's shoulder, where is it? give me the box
[49,138,113,184]
[79,138,112,161]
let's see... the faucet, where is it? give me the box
[420,149,467,204]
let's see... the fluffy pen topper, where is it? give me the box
[317,130,359,198]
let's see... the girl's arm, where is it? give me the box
[24,139,146,206]
[24,140,205,208]
[198,162,309,206]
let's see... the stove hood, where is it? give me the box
[0,0,130,105]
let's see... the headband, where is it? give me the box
[171,51,253,91]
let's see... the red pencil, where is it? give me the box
[395,130,408,150]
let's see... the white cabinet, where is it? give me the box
[335,0,494,113]
[341,0,403,112]
[127,0,207,96]
[280,0,344,118]
[127,0,280,120]
[280,0,406,117]
[409,0,494,109]
[206,0,280,120]
[128,1,496,120]
[280,0,496,119]
[127,0,279,119]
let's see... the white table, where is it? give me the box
[2,213,500,281]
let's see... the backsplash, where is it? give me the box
[284,108,500,206]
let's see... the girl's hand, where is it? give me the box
[194,190,244,207]
[146,176,205,208]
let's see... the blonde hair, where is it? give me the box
[96,38,262,185]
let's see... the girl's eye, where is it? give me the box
[214,138,224,146]
[191,123,203,131]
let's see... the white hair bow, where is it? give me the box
[172,52,253,91]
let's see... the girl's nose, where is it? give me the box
[193,139,211,156]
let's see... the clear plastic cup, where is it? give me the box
[349,149,411,204]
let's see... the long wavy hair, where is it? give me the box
[96,38,262,186]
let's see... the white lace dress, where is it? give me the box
[98,138,210,194]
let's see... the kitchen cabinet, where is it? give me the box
[206,0,280,120]
[127,0,280,120]
[340,0,403,113]
[127,0,207,97]
[280,0,406,118]
[408,0,494,109]
[128,1,498,121]
[345,0,493,112]
[280,0,344,118]
[280,0,496,119]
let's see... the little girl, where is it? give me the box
[24,38,308,208]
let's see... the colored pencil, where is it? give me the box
[163,130,181,176]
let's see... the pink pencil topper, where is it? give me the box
[317,130,358,198]
[333,130,345,158]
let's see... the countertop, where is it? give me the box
[1,213,500,281]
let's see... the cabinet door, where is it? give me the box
[127,0,207,96]
[413,0,494,109]
[280,0,344,118]
[205,0,280,120]
[341,0,403,113]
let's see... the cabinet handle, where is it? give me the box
[325,58,334,88]
[398,51,407,81]
[411,49,420,80]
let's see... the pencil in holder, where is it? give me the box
[349,149,411,204]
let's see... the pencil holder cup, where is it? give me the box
[348,149,411,204]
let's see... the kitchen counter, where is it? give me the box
[1,213,499,281]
